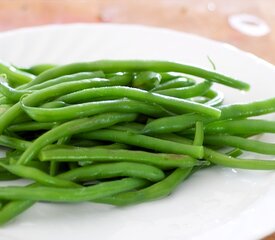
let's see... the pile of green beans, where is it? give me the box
[0,59,274,225]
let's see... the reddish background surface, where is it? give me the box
[0,0,274,239]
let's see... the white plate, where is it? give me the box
[0,24,275,240]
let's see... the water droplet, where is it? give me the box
[228,13,270,37]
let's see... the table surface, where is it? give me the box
[0,0,274,239]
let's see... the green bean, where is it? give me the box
[8,122,58,132]
[204,135,275,155]
[204,119,275,135]
[143,113,207,134]
[193,122,204,146]
[17,113,137,165]
[154,80,212,99]
[143,97,275,134]
[39,147,204,169]
[0,135,31,151]
[29,71,106,90]
[0,163,78,188]
[0,62,35,87]
[226,148,243,158]
[0,76,32,102]
[159,72,186,83]
[0,200,34,225]
[76,129,204,159]
[58,162,165,182]
[0,79,124,134]
[132,71,161,90]
[58,86,221,118]
[21,99,170,122]
[152,77,195,91]
[220,97,275,119]
[204,89,224,106]
[159,133,275,170]
[95,167,192,206]
[24,60,249,90]
[0,178,148,202]
[18,64,57,75]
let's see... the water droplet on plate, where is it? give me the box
[228,13,270,37]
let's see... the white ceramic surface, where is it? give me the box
[0,24,275,240]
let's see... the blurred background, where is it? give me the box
[0,0,274,64]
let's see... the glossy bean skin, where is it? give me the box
[0,178,148,202]
[204,119,275,135]
[21,99,171,122]
[58,162,165,182]
[29,71,106,90]
[0,62,35,87]
[152,77,195,91]
[58,86,221,118]
[132,71,161,90]
[0,79,130,134]
[159,133,275,170]
[39,147,204,169]
[143,97,275,134]
[0,163,78,188]
[18,63,57,75]
[154,80,212,99]
[94,168,192,206]
[25,60,249,90]
[17,113,137,165]
[76,129,204,159]
[204,135,275,155]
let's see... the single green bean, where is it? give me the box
[58,162,165,182]
[0,135,31,151]
[154,80,212,99]
[152,77,195,91]
[204,119,275,135]
[8,122,58,132]
[193,122,204,146]
[220,97,275,119]
[0,163,78,188]
[143,113,207,134]
[204,135,275,155]
[39,147,203,169]
[76,129,204,159]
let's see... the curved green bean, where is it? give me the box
[58,86,221,118]
[0,178,148,202]
[95,168,192,206]
[21,99,170,122]
[24,60,249,90]
[17,113,137,165]
[154,80,212,99]
[58,162,165,182]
